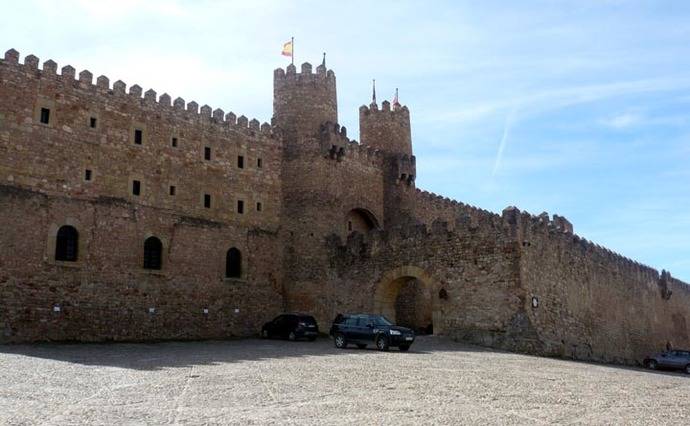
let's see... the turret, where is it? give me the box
[273,62,337,141]
[359,100,412,156]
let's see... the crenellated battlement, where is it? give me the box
[317,121,385,166]
[273,62,336,84]
[1,49,274,139]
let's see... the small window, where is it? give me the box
[257,158,262,168]
[55,225,78,262]
[132,180,141,196]
[40,108,50,124]
[169,185,176,196]
[256,202,262,212]
[204,146,211,160]
[226,247,242,278]
[237,200,244,214]
[204,194,211,208]
[84,169,92,181]
[143,236,162,270]
[89,117,97,128]
[134,129,143,145]
[171,137,178,147]
[237,155,244,169]
[348,221,352,231]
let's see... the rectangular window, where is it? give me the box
[237,155,244,169]
[169,185,176,196]
[256,202,262,212]
[237,200,244,214]
[132,180,141,196]
[204,146,211,160]
[134,129,143,145]
[85,169,92,181]
[257,158,262,168]
[204,193,211,208]
[89,117,97,128]
[171,137,178,147]
[40,108,50,124]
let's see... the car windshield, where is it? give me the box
[372,316,393,326]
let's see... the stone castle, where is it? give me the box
[1,48,689,365]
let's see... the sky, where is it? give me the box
[2,0,690,280]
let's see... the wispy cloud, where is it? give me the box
[492,108,516,176]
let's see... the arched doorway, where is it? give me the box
[373,266,443,335]
[345,208,380,235]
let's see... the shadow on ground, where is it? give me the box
[0,335,687,379]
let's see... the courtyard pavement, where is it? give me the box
[0,336,689,425]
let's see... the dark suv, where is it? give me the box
[644,350,690,374]
[261,313,319,341]
[329,314,415,351]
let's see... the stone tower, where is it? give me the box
[273,62,337,144]
[360,100,416,229]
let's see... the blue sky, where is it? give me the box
[3,0,690,280]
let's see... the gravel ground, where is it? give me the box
[1,336,689,425]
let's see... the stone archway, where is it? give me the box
[373,266,444,335]
[345,208,380,235]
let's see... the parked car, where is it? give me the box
[329,313,415,351]
[261,313,319,341]
[644,350,690,374]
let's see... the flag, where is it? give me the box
[281,39,293,58]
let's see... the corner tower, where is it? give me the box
[359,100,412,156]
[273,62,337,143]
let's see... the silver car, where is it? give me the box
[644,350,690,374]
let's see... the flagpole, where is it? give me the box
[291,37,294,65]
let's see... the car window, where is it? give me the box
[344,317,357,326]
[356,317,371,327]
[274,315,284,324]
[372,316,393,326]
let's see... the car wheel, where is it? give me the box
[288,331,297,341]
[647,360,658,370]
[399,345,410,352]
[334,333,347,349]
[685,364,690,375]
[261,329,269,339]
[356,344,367,349]
[376,335,389,351]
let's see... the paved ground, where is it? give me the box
[1,336,689,425]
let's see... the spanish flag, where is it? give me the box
[281,38,293,58]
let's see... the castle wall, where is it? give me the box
[517,213,690,364]
[0,52,281,229]
[324,218,532,351]
[0,50,285,342]
[0,186,283,342]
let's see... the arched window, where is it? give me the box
[143,236,162,270]
[55,225,79,261]
[226,247,242,278]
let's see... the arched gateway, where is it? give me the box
[373,266,444,335]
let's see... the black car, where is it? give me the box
[644,350,690,374]
[329,313,415,351]
[261,313,319,341]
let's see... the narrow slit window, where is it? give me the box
[89,117,97,128]
[237,155,244,169]
[204,193,211,208]
[40,108,50,124]
[171,137,178,147]
[84,169,92,181]
[204,146,211,160]
[169,185,176,196]
[134,129,143,145]
[257,158,262,168]
[132,180,141,196]
[237,200,244,214]
[256,202,262,212]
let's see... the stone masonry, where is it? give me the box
[1,48,688,365]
